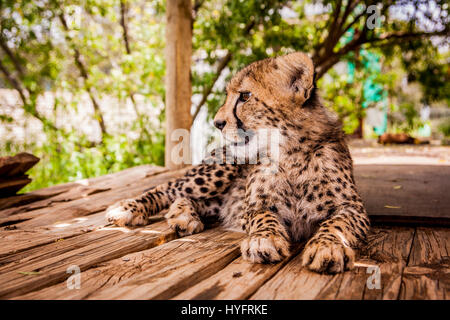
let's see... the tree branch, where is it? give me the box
[339,9,366,38]
[314,0,364,68]
[119,0,131,55]
[0,59,57,130]
[191,19,256,124]
[193,0,206,16]
[0,60,27,104]
[59,13,107,138]
[0,37,25,79]
[315,25,448,80]
[364,28,449,44]
[118,0,143,120]
[191,51,232,122]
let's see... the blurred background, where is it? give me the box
[0,0,449,192]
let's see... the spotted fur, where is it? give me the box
[106,52,370,274]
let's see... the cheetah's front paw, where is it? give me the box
[165,208,204,237]
[105,199,148,227]
[301,240,355,274]
[241,234,290,263]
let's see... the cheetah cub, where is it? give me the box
[106,52,370,274]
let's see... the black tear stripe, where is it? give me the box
[233,98,245,130]
[303,71,318,108]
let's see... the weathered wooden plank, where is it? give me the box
[0,224,93,259]
[0,175,32,197]
[0,185,110,222]
[0,152,39,197]
[0,179,86,211]
[0,152,39,177]
[359,226,415,300]
[0,165,166,212]
[1,210,127,258]
[87,229,244,300]
[408,228,450,267]
[399,228,450,299]
[0,221,176,299]
[0,167,182,229]
[250,227,415,300]
[0,165,174,280]
[172,245,303,300]
[355,165,450,219]
[370,215,450,228]
[14,228,244,300]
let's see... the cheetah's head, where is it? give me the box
[213,52,316,158]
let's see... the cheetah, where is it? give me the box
[106,52,370,274]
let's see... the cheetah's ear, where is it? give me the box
[276,52,315,106]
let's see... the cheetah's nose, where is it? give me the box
[214,120,227,131]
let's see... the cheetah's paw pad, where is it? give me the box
[302,241,355,274]
[165,211,204,237]
[241,234,290,263]
[105,200,148,227]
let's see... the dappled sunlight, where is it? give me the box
[97,226,131,233]
[140,230,162,234]
[75,179,90,186]
[354,261,378,268]
[53,223,71,228]
[172,238,199,243]
[50,216,90,229]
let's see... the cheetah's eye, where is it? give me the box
[238,92,251,103]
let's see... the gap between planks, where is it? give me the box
[398,227,450,299]
[14,228,245,300]
[0,221,176,299]
[250,226,416,299]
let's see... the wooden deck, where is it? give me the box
[0,164,449,300]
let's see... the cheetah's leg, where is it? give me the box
[302,206,370,273]
[240,211,291,263]
[106,162,237,227]
[165,198,204,237]
[105,188,170,227]
[239,166,292,263]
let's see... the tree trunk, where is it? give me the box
[164,0,192,170]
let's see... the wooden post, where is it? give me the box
[165,0,192,169]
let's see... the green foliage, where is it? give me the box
[438,120,450,138]
[0,0,448,192]
[0,0,166,191]
[20,129,165,192]
[319,68,364,134]
[389,102,424,134]
[193,0,448,131]
[394,39,450,105]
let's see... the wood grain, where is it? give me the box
[16,228,244,300]
[0,152,39,177]
[0,166,178,229]
[0,221,176,299]
[355,165,450,219]
[399,228,450,299]
[1,164,448,300]
[173,245,303,300]
[250,227,415,299]
[87,228,244,300]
